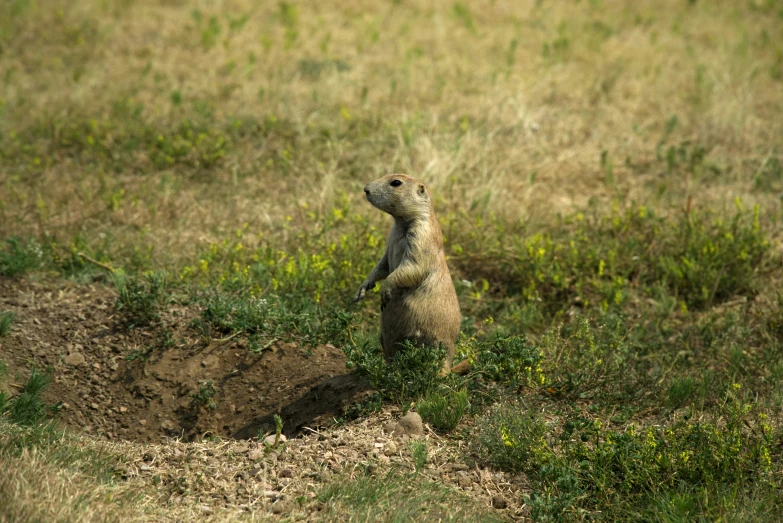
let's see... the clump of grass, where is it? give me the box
[417,389,469,432]
[0,364,58,427]
[0,312,14,337]
[0,237,44,277]
[666,376,697,410]
[408,439,428,473]
[111,269,166,328]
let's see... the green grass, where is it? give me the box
[316,467,500,523]
[417,388,470,433]
[0,311,14,337]
[111,269,167,329]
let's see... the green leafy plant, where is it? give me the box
[475,404,553,474]
[345,339,447,403]
[191,380,217,410]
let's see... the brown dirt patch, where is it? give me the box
[0,277,369,442]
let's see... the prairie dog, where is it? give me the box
[354,174,461,372]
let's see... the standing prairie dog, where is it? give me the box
[354,174,462,373]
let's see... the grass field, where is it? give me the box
[2,0,783,520]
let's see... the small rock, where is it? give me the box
[248,449,264,461]
[263,490,281,499]
[378,455,390,465]
[395,412,424,436]
[264,434,287,447]
[457,474,472,488]
[90,403,99,410]
[119,406,128,413]
[139,419,147,426]
[64,352,86,366]
[384,441,398,456]
[492,495,507,509]
[270,501,290,514]
[383,421,397,434]
[279,469,294,478]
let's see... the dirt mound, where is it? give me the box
[0,278,368,442]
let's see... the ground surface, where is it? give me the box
[0,278,368,443]
[1,279,524,521]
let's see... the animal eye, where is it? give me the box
[390,180,402,187]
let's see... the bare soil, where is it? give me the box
[0,277,369,442]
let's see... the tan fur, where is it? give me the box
[354,174,462,373]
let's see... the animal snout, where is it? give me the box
[363,185,371,196]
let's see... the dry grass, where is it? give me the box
[1,410,505,522]
[1,0,781,269]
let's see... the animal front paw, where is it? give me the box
[380,284,393,306]
[353,279,375,303]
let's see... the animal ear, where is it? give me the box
[418,184,426,195]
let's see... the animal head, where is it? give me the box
[363,173,431,221]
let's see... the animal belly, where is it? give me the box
[380,287,460,360]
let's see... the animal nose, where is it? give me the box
[363,185,370,195]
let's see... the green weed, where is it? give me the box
[195,290,353,350]
[476,391,783,520]
[0,311,14,337]
[475,404,553,474]
[190,380,217,410]
[345,339,447,403]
